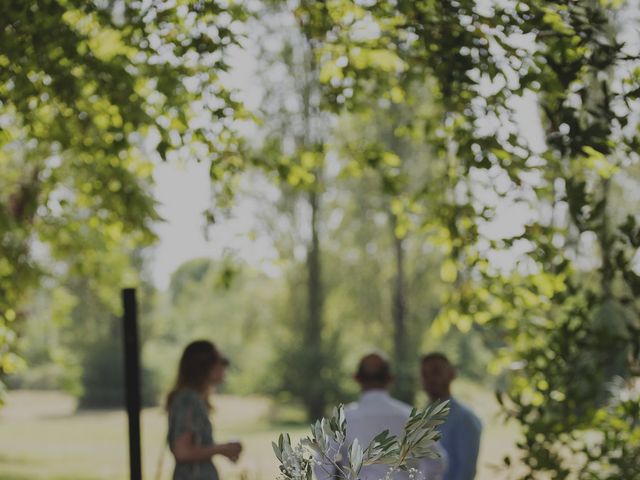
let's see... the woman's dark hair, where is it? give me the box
[166,340,227,411]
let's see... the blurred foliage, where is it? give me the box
[7,251,161,408]
[4,1,640,476]
[146,257,281,397]
[330,80,449,403]
[0,0,247,395]
[249,1,489,420]
[79,332,159,409]
[249,3,338,421]
[295,0,640,477]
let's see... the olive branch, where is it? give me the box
[272,400,449,480]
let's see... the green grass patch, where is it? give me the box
[0,387,518,480]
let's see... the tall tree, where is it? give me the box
[332,86,447,403]
[250,4,336,420]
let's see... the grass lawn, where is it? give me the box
[0,384,519,480]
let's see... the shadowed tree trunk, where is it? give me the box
[299,32,327,420]
[390,213,414,403]
[304,187,326,420]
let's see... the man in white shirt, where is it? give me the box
[316,353,447,480]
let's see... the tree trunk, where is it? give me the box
[304,187,325,420]
[390,213,414,403]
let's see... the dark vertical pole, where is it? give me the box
[122,288,142,480]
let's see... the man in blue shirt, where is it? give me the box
[420,353,482,480]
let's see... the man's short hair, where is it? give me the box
[356,353,392,385]
[421,352,452,366]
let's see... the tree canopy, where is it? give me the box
[0,1,246,378]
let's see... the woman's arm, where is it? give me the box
[171,432,242,463]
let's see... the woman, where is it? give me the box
[166,340,242,480]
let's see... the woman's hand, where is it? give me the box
[217,441,243,463]
[171,434,243,463]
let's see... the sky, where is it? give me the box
[150,12,291,289]
[151,160,282,289]
[151,160,228,289]
[150,40,275,289]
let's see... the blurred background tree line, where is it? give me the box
[2,1,640,479]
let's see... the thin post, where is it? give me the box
[122,288,142,480]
